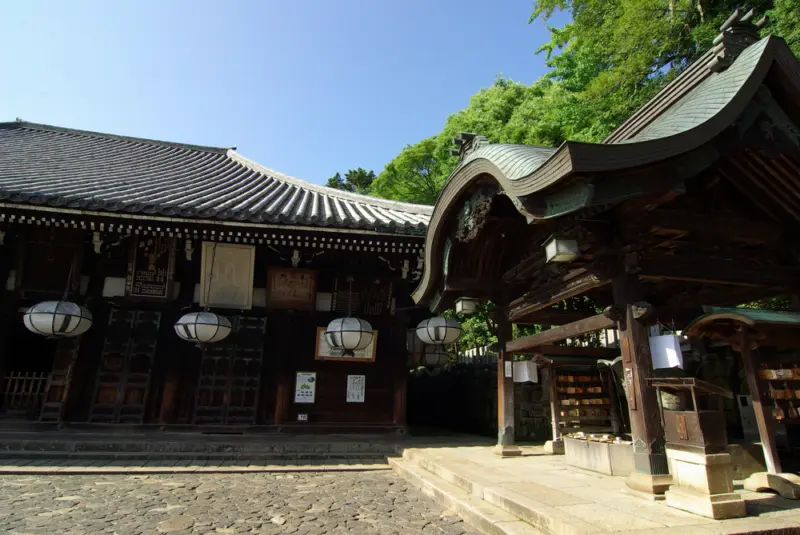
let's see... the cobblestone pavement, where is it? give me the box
[0,471,481,535]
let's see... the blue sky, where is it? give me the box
[1,1,567,185]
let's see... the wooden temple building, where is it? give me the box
[0,121,432,431]
[412,14,800,497]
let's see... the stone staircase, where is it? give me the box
[389,447,800,535]
[389,449,546,535]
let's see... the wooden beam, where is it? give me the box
[508,271,611,322]
[512,308,597,326]
[506,313,616,354]
[535,345,619,358]
[639,253,800,289]
[630,209,780,244]
[739,330,782,474]
[495,312,521,456]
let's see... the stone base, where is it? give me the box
[492,444,523,457]
[625,471,672,496]
[544,439,564,455]
[665,486,746,520]
[744,472,800,500]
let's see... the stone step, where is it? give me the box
[389,457,545,535]
[0,450,390,461]
[401,449,600,535]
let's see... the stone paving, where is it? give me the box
[0,471,482,535]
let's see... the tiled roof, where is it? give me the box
[0,122,432,235]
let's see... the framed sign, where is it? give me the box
[314,327,378,363]
[200,242,255,310]
[126,236,176,298]
[266,268,317,310]
[346,375,366,403]
[294,372,317,404]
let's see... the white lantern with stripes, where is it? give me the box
[23,301,93,338]
[416,316,461,345]
[324,317,373,356]
[174,311,232,344]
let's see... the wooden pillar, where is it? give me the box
[612,274,671,495]
[548,364,561,441]
[494,312,521,456]
[159,246,196,424]
[393,371,408,427]
[739,331,781,474]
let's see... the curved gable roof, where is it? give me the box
[413,35,800,305]
[0,122,432,235]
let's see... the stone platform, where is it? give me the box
[0,430,402,462]
[390,445,800,535]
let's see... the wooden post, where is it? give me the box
[548,364,561,441]
[494,311,521,456]
[739,331,781,474]
[613,274,671,495]
[393,371,408,427]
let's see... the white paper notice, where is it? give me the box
[504,360,513,378]
[649,335,684,369]
[346,375,366,403]
[513,361,539,383]
[294,372,317,404]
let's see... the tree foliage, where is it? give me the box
[370,1,800,209]
[325,168,376,195]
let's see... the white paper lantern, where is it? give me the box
[174,312,232,344]
[23,301,93,338]
[422,346,449,367]
[324,317,373,355]
[416,316,461,345]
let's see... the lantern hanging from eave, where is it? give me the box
[324,276,374,356]
[416,316,462,345]
[324,316,374,356]
[24,300,93,338]
[174,311,232,344]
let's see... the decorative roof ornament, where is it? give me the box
[449,132,489,162]
[709,8,768,73]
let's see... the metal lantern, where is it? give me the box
[544,235,580,263]
[455,297,480,315]
[174,311,232,344]
[416,316,461,345]
[324,317,373,356]
[422,345,449,367]
[23,301,93,338]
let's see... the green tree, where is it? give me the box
[325,168,376,195]
[371,138,445,205]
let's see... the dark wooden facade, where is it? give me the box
[0,218,424,431]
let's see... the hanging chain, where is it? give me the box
[204,242,218,311]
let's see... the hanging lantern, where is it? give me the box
[416,316,461,345]
[174,311,232,344]
[324,317,373,356]
[24,301,93,338]
[422,345,449,367]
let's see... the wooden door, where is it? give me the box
[89,309,161,423]
[193,316,265,425]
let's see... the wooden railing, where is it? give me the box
[1,371,49,418]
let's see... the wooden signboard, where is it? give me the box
[126,237,176,298]
[266,268,316,310]
[200,242,255,310]
[314,327,378,363]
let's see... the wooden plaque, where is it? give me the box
[200,242,255,310]
[314,327,378,363]
[126,236,176,298]
[266,268,317,310]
